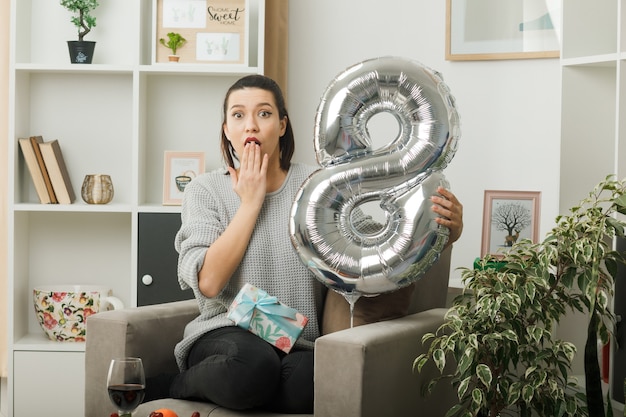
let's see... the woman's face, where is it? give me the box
[223,87,287,169]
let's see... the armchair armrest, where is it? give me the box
[84,299,199,417]
[314,308,456,417]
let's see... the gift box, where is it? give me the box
[227,283,309,353]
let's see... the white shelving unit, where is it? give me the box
[559,0,625,411]
[7,1,265,415]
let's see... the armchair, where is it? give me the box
[85,247,456,417]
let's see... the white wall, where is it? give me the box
[287,0,562,287]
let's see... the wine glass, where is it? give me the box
[107,357,146,417]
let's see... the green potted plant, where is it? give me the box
[415,175,626,417]
[159,32,187,62]
[60,0,99,64]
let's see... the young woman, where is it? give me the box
[168,74,463,413]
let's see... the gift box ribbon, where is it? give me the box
[229,291,298,330]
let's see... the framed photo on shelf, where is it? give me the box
[446,0,560,61]
[481,190,541,257]
[163,151,205,205]
[153,0,249,64]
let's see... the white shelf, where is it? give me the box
[138,204,182,214]
[561,54,619,68]
[559,0,625,408]
[7,0,266,415]
[13,63,136,74]
[139,63,264,76]
[14,333,86,352]
[12,202,134,213]
[560,1,618,60]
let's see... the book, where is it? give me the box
[29,136,58,204]
[18,137,55,204]
[39,139,76,204]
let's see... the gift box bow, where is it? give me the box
[229,290,298,330]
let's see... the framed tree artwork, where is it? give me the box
[481,190,541,257]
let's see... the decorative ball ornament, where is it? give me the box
[289,56,460,296]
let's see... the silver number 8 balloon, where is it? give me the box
[289,56,461,296]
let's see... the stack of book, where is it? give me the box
[18,135,76,204]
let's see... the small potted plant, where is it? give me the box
[60,0,99,64]
[159,32,187,62]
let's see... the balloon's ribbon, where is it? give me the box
[229,289,298,330]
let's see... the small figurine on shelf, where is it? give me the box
[159,32,187,62]
[60,0,99,64]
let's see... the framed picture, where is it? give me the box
[481,190,541,257]
[446,0,560,61]
[153,0,248,64]
[163,151,205,205]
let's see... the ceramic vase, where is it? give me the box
[81,174,114,204]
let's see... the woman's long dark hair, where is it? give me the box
[220,75,295,172]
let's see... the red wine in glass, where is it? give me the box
[107,357,145,416]
[108,383,145,414]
